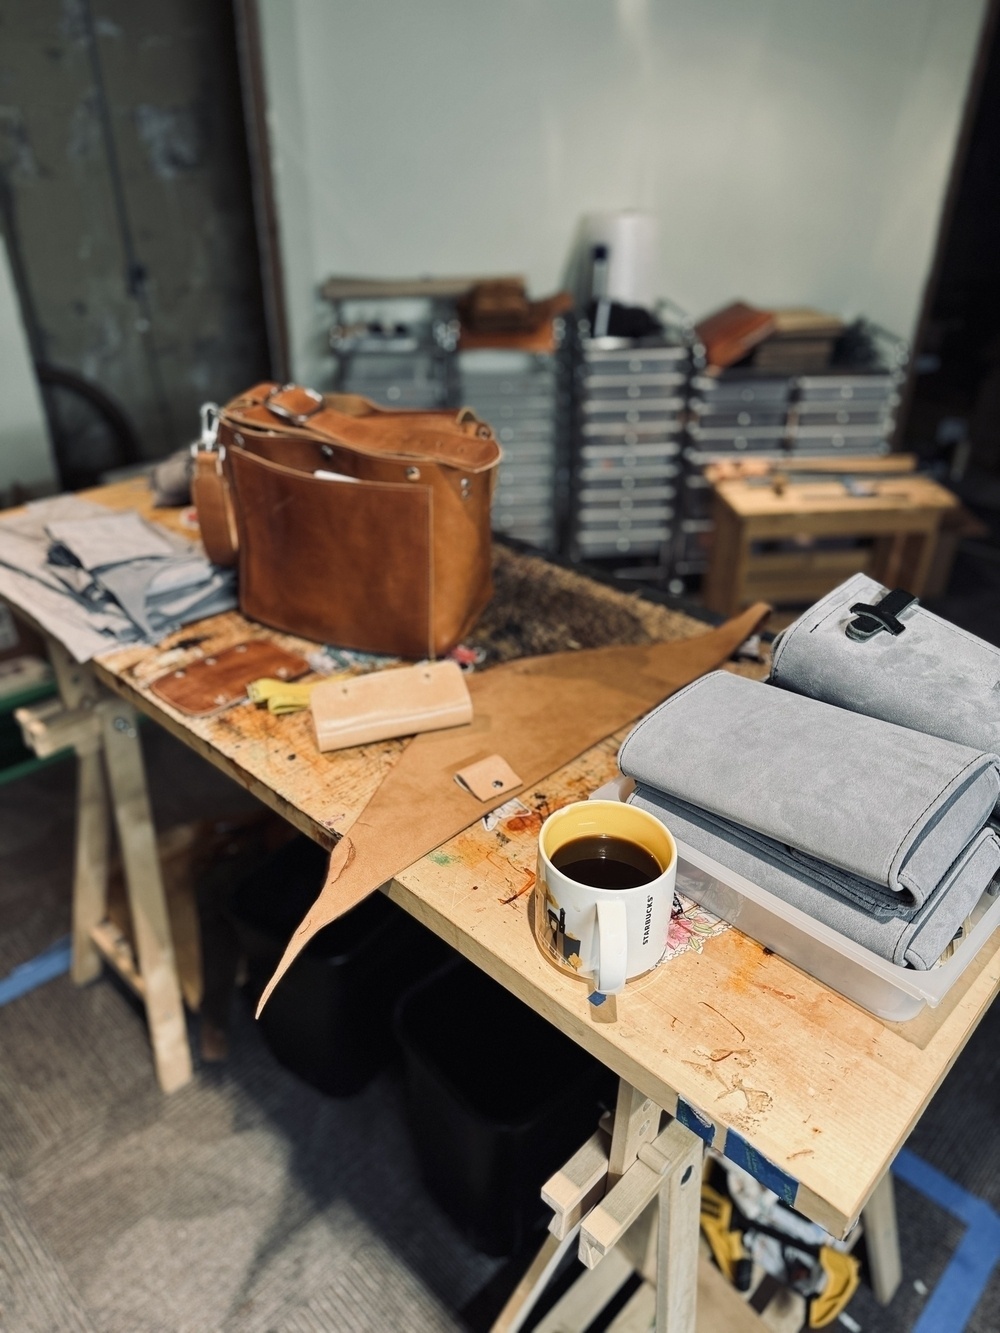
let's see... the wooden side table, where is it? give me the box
[702,473,958,617]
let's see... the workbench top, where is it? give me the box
[82,476,1000,1239]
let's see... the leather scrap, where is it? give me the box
[454,754,524,801]
[256,604,769,1014]
[149,641,310,717]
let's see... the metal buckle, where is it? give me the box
[265,383,324,426]
[191,402,220,456]
[846,588,917,641]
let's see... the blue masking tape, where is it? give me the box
[894,1148,1000,1333]
[676,1097,715,1145]
[723,1129,798,1207]
[0,936,72,1008]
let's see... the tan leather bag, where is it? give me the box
[311,659,472,751]
[192,382,501,658]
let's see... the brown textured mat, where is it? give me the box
[469,545,704,663]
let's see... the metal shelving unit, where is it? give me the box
[674,320,908,587]
[566,310,695,584]
[457,324,572,554]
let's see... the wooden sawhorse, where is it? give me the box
[494,1079,901,1333]
[16,636,191,1093]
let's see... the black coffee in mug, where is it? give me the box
[551,834,662,890]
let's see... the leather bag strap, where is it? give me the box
[192,449,239,567]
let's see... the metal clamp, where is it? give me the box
[191,401,220,456]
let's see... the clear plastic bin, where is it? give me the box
[592,778,1000,1021]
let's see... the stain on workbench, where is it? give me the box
[499,868,536,905]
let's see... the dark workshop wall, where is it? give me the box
[0,0,270,465]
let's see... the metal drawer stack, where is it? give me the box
[789,322,905,458]
[568,330,691,578]
[675,372,793,582]
[789,373,900,458]
[674,322,907,585]
[329,298,459,408]
[457,341,570,553]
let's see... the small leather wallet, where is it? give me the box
[311,659,473,752]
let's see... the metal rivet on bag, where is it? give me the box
[460,478,472,499]
[321,444,334,459]
[234,432,244,445]
[406,466,420,481]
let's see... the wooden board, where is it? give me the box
[73,478,1000,1239]
[714,474,957,523]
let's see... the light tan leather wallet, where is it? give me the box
[311,659,472,752]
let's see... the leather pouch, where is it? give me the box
[192,383,501,659]
[150,641,310,717]
[770,572,1000,756]
[311,659,472,751]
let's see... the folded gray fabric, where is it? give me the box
[617,671,1000,909]
[46,512,178,568]
[627,783,1000,968]
[96,556,234,637]
[0,497,236,661]
[770,572,1000,755]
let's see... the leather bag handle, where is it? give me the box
[192,448,239,566]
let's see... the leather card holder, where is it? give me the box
[149,640,311,717]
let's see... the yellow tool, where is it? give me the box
[246,677,321,715]
[700,1182,749,1285]
[810,1247,860,1328]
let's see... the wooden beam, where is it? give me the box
[99,699,192,1093]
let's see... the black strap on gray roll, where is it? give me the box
[846,588,918,642]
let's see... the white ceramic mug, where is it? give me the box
[534,800,677,995]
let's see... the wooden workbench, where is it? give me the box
[70,479,998,1238]
[703,471,958,615]
[8,476,1000,1329]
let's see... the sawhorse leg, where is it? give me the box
[47,641,110,985]
[491,1079,705,1333]
[29,641,192,1094]
[99,699,192,1093]
[862,1169,902,1305]
[501,1078,898,1331]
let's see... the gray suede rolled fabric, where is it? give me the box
[626,784,1000,968]
[770,572,1000,755]
[617,671,1000,968]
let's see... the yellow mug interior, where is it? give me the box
[540,800,676,877]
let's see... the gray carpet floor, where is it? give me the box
[2,722,1000,1331]
[0,728,499,1333]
